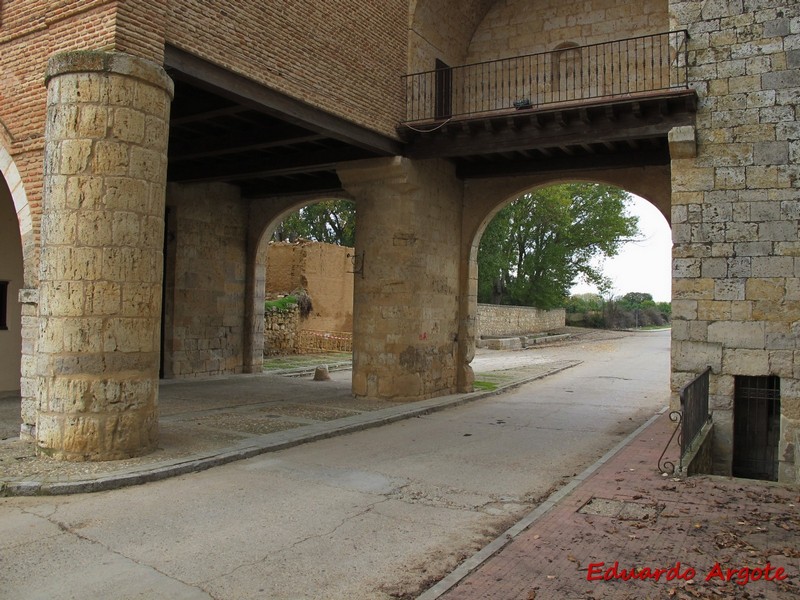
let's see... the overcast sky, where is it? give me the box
[571,195,672,302]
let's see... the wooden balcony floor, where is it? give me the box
[398,89,697,179]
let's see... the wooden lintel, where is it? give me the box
[455,148,670,179]
[170,132,327,162]
[405,110,692,159]
[168,145,371,183]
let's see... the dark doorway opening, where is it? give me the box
[434,59,452,121]
[733,375,780,481]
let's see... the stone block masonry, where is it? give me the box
[34,52,173,460]
[163,183,247,379]
[669,0,800,482]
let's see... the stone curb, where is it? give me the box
[416,405,669,600]
[0,360,581,497]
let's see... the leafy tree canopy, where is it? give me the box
[272,199,355,247]
[477,183,639,309]
[617,291,657,311]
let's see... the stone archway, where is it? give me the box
[244,193,355,372]
[456,166,672,391]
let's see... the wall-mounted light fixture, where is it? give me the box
[347,251,365,278]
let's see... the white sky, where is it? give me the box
[570,194,672,302]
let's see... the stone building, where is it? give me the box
[0,1,797,481]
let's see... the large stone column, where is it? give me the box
[36,52,173,460]
[338,157,464,401]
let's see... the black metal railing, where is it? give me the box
[403,30,689,123]
[658,366,711,476]
[679,366,712,456]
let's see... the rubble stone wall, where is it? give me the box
[477,304,566,338]
[263,305,299,356]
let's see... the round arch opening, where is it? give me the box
[256,196,357,362]
[0,171,24,395]
[465,179,672,364]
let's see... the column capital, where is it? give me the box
[45,51,174,99]
[337,156,421,194]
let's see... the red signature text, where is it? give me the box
[587,561,789,586]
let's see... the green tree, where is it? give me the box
[617,291,656,311]
[272,199,356,246]
[477,183,638,309]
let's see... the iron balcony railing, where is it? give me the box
[403,30,689,123]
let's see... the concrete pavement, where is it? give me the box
[1,356,581,496]
[2,329,796,600]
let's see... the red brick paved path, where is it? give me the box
[437,413,799,600]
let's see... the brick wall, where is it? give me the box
[477,304,566,338]
[165,0,407,139]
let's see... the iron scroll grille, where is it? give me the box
[403,30,690,123]
[658,366,711,476]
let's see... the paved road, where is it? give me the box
[0,330,670,600]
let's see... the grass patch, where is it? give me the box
[473,380,498,391]
[263,352,352,371]
[265,295,298,311]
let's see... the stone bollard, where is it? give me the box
[313,365,331,381]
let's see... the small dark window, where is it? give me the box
[0,281,8,330]
[733,375,780,481]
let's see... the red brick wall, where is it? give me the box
[164,0,408,139]
[1,0,408,258]
[0,1,119,257]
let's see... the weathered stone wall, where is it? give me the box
[477,304,566,338]
[266,241,354,334]
[164,183,247,378]
[669,0,800,482]
[466,0,669,62]
[263,305,299,356]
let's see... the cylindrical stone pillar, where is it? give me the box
[36,51,173,460]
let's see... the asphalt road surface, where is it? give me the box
[0,330,670,600]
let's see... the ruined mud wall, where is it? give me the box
[266,242,354,334]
